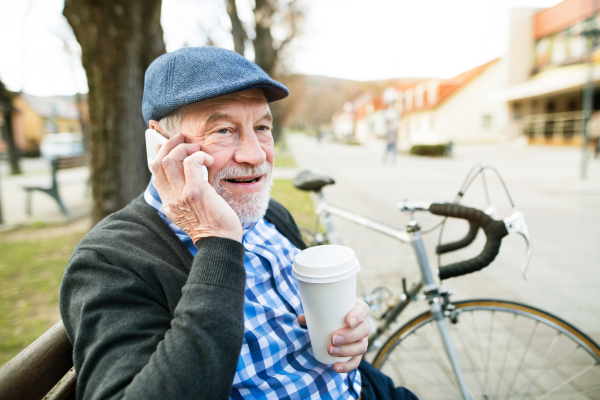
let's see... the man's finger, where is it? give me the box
[183,152,212,190]
[331,320,370,346]
[162,143,201,191]
[333,355,362,374]
[297,314,307,326]
[152,134,185,195]
[154,133,184,161]
[345,298,370,328]
[329,337,368,358]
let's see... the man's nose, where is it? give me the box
[233,128,267,166]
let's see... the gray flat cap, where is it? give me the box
[142,46,289,125]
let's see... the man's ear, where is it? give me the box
[148,120,169,138]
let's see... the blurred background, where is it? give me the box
[1,0,599,377]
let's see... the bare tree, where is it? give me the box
[227,0,248,55]
[227,0,304,142]
[63,0,166,223]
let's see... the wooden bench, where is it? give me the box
[0,321,75,400]
[23,155,89,217]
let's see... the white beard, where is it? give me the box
[212,161,273,223]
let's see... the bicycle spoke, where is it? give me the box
[455,319,485,395]
[517,337,592,397]
[494,312,518,399]
[395,332,454,388]
[504,320,539,400]
[470,310,488,376]
[387,355,462,399]
[484,310,496,395]
[536,364,596,400]
[519,331,562,398]
[562,383,600,400]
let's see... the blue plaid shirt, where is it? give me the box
[144,180,361,399]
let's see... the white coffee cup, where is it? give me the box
[292,245,361,364]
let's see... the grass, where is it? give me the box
[271,179,315,230]
[274,137,297,168]
[0,181,314,367]
[0,225,88,366]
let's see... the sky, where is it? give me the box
[0,0,563,96]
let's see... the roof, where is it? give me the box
[402,58,499,115]
[19,94,80,120]
[534,0,594,40]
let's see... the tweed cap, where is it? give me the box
[142,46,289,125]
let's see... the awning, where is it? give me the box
[491,64,600,101]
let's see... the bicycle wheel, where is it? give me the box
[372,299,600,400]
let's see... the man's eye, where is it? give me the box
[217,128,229,134]
[257,125,270,131]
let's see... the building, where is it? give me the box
[495,0,600,145]
[397,59,505,150]
[1,94,86,155]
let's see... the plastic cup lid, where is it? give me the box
[292,245,361,283]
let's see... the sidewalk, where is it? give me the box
[0,158,91,227]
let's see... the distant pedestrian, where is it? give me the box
[383,120,397,165]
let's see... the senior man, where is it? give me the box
[60,47,417,400]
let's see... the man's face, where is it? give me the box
[176,89,274,222]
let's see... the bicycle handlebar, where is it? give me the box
[435,221,479,255]
[429,203,509,280]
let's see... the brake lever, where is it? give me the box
[503,208,533,280]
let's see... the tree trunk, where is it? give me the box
[253,0,278,77]
[2,107,21,175]
[227,0,247,55]
[63,0,166,223]
[0,81,21,175]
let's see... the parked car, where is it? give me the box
[40,133,85,160]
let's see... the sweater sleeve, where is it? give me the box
[60,236,246,400]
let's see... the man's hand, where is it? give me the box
[297,298,370,373]
[152,133,243,243]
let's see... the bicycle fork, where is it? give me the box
[408,219,474,400]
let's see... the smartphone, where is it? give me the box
[145,129,208,179]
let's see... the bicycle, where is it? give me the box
[292,166,600,400]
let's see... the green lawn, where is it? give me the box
[0,227,88,366]
[274,137,297,168]
[0,179,314,367]
[271,179,315,230]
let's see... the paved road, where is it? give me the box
[287,134,600,344]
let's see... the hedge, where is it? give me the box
[409,144,447,157]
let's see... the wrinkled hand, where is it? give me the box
[297,298,370,373]
[152,133,242,243]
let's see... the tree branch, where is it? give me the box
[227,0,247,55]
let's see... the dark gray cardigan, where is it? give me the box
[59,196,306,400]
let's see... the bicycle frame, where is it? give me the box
[314,192,475,400]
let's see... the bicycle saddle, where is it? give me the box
[293,170,335,192]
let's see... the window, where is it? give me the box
[405,89,413,110]
[415,85,425,108]
[513,103,522,120]
[482,115,492,128]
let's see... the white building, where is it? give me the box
[494,2,599,146]
[398,59,506,151]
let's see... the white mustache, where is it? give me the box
[213,161,272,181]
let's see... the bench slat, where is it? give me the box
[0,321,74,400]
[54,156,89,170]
